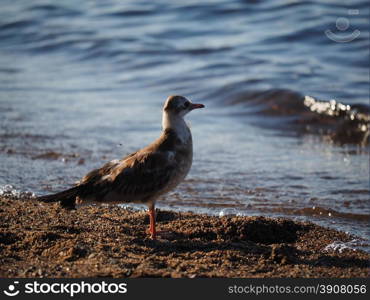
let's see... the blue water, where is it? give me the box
[0,0,369,250]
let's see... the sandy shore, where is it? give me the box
[0,196,368,278]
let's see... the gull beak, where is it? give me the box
[190,103,205,110]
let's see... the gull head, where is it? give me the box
[163,95,204,118]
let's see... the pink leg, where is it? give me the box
[148,205,156,239]
[148,205,174,239]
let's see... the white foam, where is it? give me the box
[0,185,36,199]
[324,239,368,253]
[218,208,238,217]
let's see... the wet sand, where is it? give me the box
[0,196,369,278]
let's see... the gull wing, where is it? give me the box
[78,149,177,200]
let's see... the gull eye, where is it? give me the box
[183,101,190,109]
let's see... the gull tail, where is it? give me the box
[37,186,81,209]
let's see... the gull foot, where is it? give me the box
[147,229,175,240]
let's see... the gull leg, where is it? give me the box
[148,204,174,240]
[148,205,157,239]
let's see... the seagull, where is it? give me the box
[37,95,204,239]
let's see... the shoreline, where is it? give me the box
[0,196,369,278]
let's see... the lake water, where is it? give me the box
[0,0,369,251]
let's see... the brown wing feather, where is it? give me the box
[111,150,177,195]
[77,130,181,202]
[38,129,187,206]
